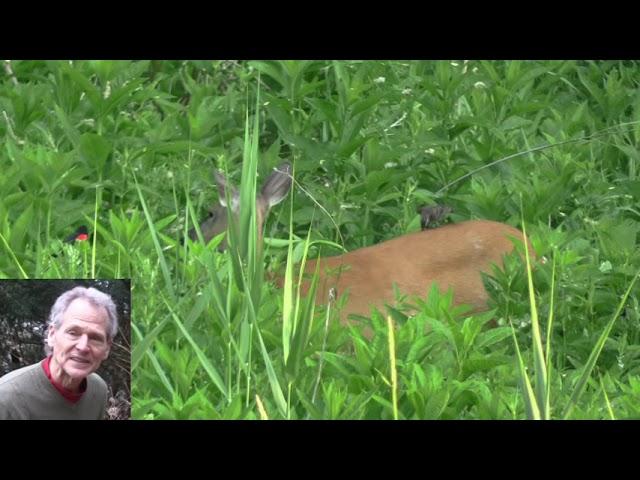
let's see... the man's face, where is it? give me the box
[47,298,112,380]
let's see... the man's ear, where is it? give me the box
[46,325,55,346]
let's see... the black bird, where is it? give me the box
[51,225,90,258]
[63,225,90,244]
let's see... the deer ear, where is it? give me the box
[260,163,292,208]
[215,170,240,211]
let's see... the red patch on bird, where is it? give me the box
[76,233,89,241]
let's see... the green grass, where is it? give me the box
[2,60,640,418]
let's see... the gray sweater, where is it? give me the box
[0,361,108,420]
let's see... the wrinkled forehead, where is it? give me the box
[58,297,110,334]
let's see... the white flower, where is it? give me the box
[340,203,359,210]
[103,81,111,99]
[373,76,386,84]
[402,88,412,95]
[384,162,398,169]
[599,261,612,273]
[425,148,435,155]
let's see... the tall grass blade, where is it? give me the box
[132,322,175,398]
[255,325,288,418]
[545,252,557,417]
[387,315,399,420]
[520,214,548,418]
[562,270,640,419]
[132,170,176,301]
[285,218,319,377]
[256,394,269,420]
[163,298,228,400]
[131,317,170,371]
[311,291,333,405]
[510,320,541,419]
[287,243,320,380]
[282,207,295,364]
[91,186,100,278]
[599,374,615,420]
[0,231,28,278]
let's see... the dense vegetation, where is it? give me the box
[1,60,639,419]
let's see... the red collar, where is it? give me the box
[41,356,87,404]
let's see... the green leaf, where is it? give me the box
[79,133,112,175]
[9,203,34,248]
[62,64,103,112]
[475,327,513,349]
[53,105,81,148]
[164,298,228,400]
[562,270,640,419]
[249,61,286,90]
[102,78,144,118]
[424,390,450,419]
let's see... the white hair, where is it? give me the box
[44,286,118,355]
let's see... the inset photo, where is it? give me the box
[0,280,131,420]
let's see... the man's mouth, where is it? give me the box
[70,356,90,364]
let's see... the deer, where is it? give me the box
[188,162,535,325]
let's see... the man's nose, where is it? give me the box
[76,334,90,350]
